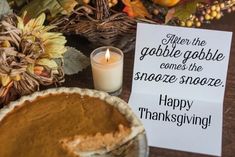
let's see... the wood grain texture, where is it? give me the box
[57,13,235,157]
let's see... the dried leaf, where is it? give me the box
[1,75,11,86]
[11,75,21,81]
[63,47,90,75]
[26,64,34,74]
[122,0,151,18]
[33,66,44,75]
[7,0,27,7]
[165,8,175,24]
[174,0,202,21]
[0,0,12,17]
[60,0,78,13]
[20,0,78,18]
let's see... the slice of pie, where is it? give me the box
[0,87,144,157]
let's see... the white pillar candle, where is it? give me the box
[90,46,123,95]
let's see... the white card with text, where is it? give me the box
[129,23,232,156]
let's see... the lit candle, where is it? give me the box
[90,46,123,95]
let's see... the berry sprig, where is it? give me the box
[180,0,235,27]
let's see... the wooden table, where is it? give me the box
[62,13,235,157]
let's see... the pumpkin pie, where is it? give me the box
[0,88,144,157]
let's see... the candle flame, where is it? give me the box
[105,48,110,62]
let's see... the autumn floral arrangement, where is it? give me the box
[5,0,235,48]
[0,0,234,106]
[0,0,90,106]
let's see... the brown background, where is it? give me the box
[61,13,235,157]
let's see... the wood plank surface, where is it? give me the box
[61,12,235,157]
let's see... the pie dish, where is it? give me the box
[0,87,145,157]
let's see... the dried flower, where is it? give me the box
[0,12,67,106]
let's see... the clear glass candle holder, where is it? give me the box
[90,46,124,96]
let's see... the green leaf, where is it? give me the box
[0,0,12,18]
[174,0,202,21]
[20,0,78,18]
[63,47,90,75]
